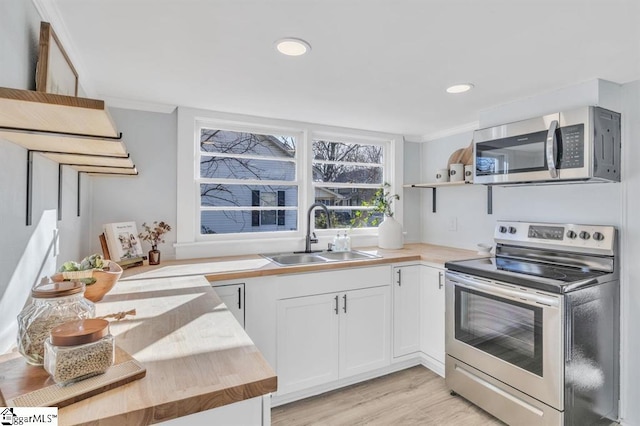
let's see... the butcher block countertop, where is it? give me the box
[121,243,478,283]
[0,243,476,424]
[0,275,277,425]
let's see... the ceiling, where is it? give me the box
[44,0,639,140]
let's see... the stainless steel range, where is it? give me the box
[445,221,619,426]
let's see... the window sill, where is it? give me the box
[174,234,380,260]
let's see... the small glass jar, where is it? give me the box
[44,318,115,385]
[17,281,95,365]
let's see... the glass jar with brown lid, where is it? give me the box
[17,280,95,365]
[44,318,115,385]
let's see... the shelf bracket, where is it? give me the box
[26,150,33,226]
[487,186,493,215]
[58,164,63,221]
[432,188,437,213]
[0,125,123,142]
[77,171,81,217]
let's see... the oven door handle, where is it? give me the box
[447,273,559,307]
[546,119,559,179]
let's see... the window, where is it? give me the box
[177,108,401,256]
[198,126,298,234]
[312,138,386,228]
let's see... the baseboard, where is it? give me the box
[271,352,445,407]
[271,358,421,407]
[419,353,445,377]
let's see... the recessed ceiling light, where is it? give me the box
[446,83,474,94]
[275,38,311,56]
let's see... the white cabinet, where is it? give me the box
[392,265,421,358]
[277,285,390,395]
[211,283,245,328]
[339,286,391,378]
[420,265,446,369]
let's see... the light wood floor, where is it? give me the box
[272,366,505,426]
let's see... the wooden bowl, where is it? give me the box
[84,261,123,302]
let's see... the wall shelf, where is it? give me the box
[0,87,138,225]
[404,181,493,215]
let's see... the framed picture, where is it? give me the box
[35,21,79,96]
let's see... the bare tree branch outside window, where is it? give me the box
[199,129,297,234]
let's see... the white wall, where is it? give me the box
[402,141,421,242]
[0,0,91,353]
[620,80,640,426]
[90,107,178,260]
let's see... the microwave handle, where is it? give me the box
[546,120,559,178]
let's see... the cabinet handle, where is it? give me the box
[238,287,242,309]
[397,269,402,286]
[334,295,339,315]
[438,271,443,289]
[343,294,347,313]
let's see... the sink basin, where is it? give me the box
[318,251,380,261]
[262,250,381,266]
[265,253,328,266]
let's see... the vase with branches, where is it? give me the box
[138,221,172,265]
[371,183,403,249]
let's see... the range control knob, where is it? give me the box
[566,230,577,239]
[579,231,591,240]
[508,226,517,234]
[499,226,508,233]
[593,232,605,241]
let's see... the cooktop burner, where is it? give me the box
[445,257,609,293]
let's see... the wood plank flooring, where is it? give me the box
[272,366,505,425]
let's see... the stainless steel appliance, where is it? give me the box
[473,107,621,185]
[445,221,619,426]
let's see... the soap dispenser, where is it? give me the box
[343,230,351,251]
[333,232,342,252]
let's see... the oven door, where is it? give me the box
[445,271,564,409]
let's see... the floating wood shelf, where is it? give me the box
[404,181,493,215]
[404,181,472,189]
[0,87,138,225]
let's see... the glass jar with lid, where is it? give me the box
[17,280,95,365]
[44,318,115,385]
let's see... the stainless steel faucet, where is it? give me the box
[303,202,332,253]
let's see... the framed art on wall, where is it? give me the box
[35,21,79,96]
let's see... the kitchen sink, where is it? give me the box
[262,250,381,266]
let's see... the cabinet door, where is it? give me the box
[420,266,445,365]
[340,286,391,378]
[212,283,244,328]
[393,265,421,357]
[277,293,340,394]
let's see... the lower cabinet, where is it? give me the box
[276,286,390,395]
[211,283,245,328]
[420,265,445,366]
[392,265,421,357]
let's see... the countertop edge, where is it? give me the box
[120,243,479,283]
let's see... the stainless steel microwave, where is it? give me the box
[473,106,621,185]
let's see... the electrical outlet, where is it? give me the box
[448,217,457,232]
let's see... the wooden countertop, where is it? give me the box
[121,243,479,283]
[0,275,277,425]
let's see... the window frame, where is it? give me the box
[194,119,303,239]
[176,107,403,258]
[310,132,391,233]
